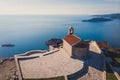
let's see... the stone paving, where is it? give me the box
[19,49,83,79]
[15,41,105,80]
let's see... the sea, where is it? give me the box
[0,15,120,57]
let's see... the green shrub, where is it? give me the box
[106,62,118,80]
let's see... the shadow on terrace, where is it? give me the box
[68,51,105,80]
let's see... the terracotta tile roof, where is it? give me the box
[64,34,81,45]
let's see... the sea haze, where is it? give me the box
[0,15,120,57]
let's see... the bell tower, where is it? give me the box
[68,26,74,35]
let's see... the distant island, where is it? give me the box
[82,13,120,22]
[93,13,120,19]
[1,44,15,47]
[82,18,112,22]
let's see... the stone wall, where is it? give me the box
[72,47,89,58]
[49,46,55,51]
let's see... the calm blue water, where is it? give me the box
[0,15,120,57]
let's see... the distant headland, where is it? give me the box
[82,18,112,22]
[82,13,120,22]
[93,13,120,19]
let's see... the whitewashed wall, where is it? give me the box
[89,41,102,54]
[63,40,72,56]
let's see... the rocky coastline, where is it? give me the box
[0,57,18,80]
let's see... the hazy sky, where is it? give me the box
[0,0,120,15]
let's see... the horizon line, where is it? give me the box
[0,12,120,16]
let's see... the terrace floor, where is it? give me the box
[18,49,83,79]
[15,41,105,80]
